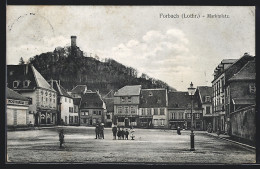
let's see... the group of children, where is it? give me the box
[112,125,135,140]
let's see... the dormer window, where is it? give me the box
[249,85,256,94]
[13,81,20,88]
[205,96,211,102]
[23,80,31,88]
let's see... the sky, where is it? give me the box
[6,6,255,91]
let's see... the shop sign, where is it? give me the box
[7,99,28,105]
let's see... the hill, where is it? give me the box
[27,45,176,96]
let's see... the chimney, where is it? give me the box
[71,36,77,47]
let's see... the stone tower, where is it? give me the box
[71,36,77,47]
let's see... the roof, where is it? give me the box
[71,85,87,94]
[196,86,213,103]
[221,59,238,64]
[73,98,81,105]
[103,98,114,112]
[228,60,255,81]
[140,89,167,108]
[7,64,56,92]
[232,98,255,105]
[168,92,191,109]
[80,92,104,109]
[114,85,141,96]
[51,80,71,98]
[6,87,29,101]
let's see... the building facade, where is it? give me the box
[103,98,114,127]
[212,53,254,133]
[7,64,57,126]
[195,86,213,131]
[139,89,168,129]
[6,88,30,127]
[114,85,141,127]
[79,91,106,126]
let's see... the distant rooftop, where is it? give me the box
[114,85,141,96]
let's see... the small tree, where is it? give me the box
[19,57,25,65]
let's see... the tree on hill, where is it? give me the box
[19,57,25,65]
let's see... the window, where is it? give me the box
[69,98,71,103]
[81,112,85,116]
[154,108,158,115]
[249,85,256,94]
[141,108,145,115]
[99,111,102,115]
[53,99,55,103]
[45,92,48,96]
[172,113,175,119]
[13,81,19,88]
[124,106,129,113]
[196,113,200,119]
[187,113,191,119]
[161,119,165,126]
[128,97,131,102]
[205,96,210,102]
[149,92,153,96]
[107,115,110,119]
[160,108,165,115]
[81,118,86,124]
[23,80,31,88]
[75,117,78,123]
[147,108,151,115]
[179,112,183,119]
[69,107,73,113]
[206,106,211,114]
[93,111,96,115]
[121,97,125,102]
[130,106,135,114]
[118,106,122,113]
[65,98,67,102]
[85,111,89,116]
[69,116,73,123]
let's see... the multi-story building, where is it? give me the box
[139,89,168,129]
[6,87,30,127]
[7,64,57,126]
[195,86,213,131]
[79,91,106,126]
[50,80,78,125]
[70,85,88,98]
[114,85,141,127]
[212,53,254,133]
[225,59,255,135]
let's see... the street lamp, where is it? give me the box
[188,82,196,151]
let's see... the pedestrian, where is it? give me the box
[100,123,104,139]
[112,124,117,140]
[177,126,181,135]
[125,129,129,140]
[117,127,121,140]
[217,127,221,136]
[122,128,125,140]
[130,126,135,140]
[95,124,99,139]
[59,129,64,148]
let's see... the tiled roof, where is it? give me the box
[103,98,114,112]
[221,59,237,64]
[6,87,28,101]
[51,80,71,98]
[197,86,212,103]
[71,85,87,94]
[7,64,56,92]
[114,85,141,96]
[229,60,255,81]
[140,89,167,108]
[73,98,81,105]
[80,92,104,109]
[168,92,191,109]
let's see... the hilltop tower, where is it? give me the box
[71,36,77,47]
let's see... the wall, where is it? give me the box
[230,105,255,142]
[7,105,29,126]
[60,96,74,125]
[114,96,140,105]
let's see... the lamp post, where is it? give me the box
[188,82,196,151]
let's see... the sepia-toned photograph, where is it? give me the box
[6,6,256,164]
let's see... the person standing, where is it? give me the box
[59,129,64,148]
[117,127,121,140]
[100,123,104,139]
[121,128,125,140]
[130,126,135,140]
[95,124,99,139]
[125,129,129,140]
[112,124,117,140]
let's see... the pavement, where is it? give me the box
[6,126,256,164]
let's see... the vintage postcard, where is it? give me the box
[6,6,256,164]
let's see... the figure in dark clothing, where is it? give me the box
[121,128,125,140]
[95,124,99,139]
[112,125,117,140]
[59,129,64,148]
[125,129,129,140]
[117,127,121,140]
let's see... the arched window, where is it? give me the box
[13,81,20,88]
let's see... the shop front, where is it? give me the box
[36,109,57,126]
[139,115,153,128]
[169,120,185,129]
[115,115,138,127]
